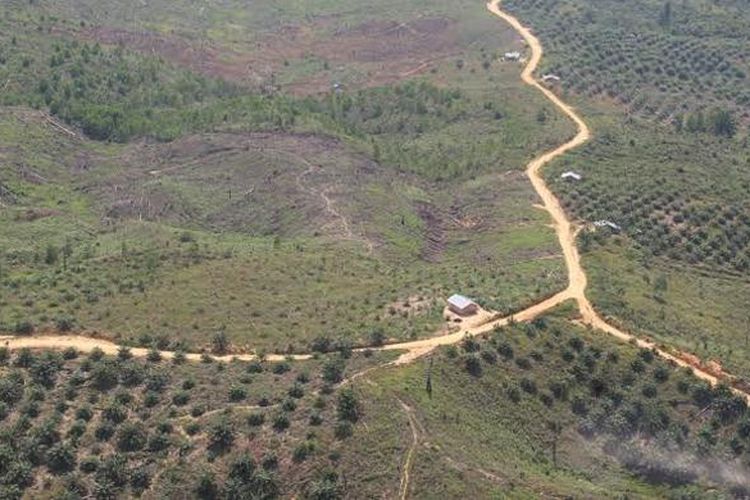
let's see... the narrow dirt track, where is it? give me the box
[397,398,420,500]
[1,0,747,404]
[0,335,310,363]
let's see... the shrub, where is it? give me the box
[143,392,160,408]
[571,397,589,416]
[94,422,115,441]
[480,349,497,364]
[336,388,359,423]
[272,362,292,375]
[630,359,646,374]
[246,362,264,373]
[147,432,170,452]
[653,366,670,383]
[119,363,144,387]
[229,452,256,482]
[334,421,353,439]
[55,316,75,332]
[13,321,34,336]
[102,404,127,424]
[211,331,230,355]
[520,377,537,394]
[63,347,78,360]
[638,349,655,364]
[75,405,93,421]
[130,466,151,493]
[91,361,118,391]
[207,418,234,450]
[272,413,290,432]
[13,348,35,367]
[460,336,480,353]
[305,468,343,499]
[68,420,87,439]
[288,384,304,399]
[507,385,521,403]
[29,351,63,388]
[79,456,99,474]
[145,372,169,392]
[464,353,482,377]
[368,327,386,347]
[261,453,278,470]
[147,347,162,363]
[117,346,132,361]
[293,442,313,462]
[281,398,297,412]
[642,384,658,398]
[195,470,219,500]
[172,350,187,365]
[540,392,554,407]
[515,357,532,369]
[310,336,332,353]
[172,391,190,406]
[47,442,76,473]
[568,336,584,352]
[228,386,247,402]
[247,413,265,427]
[321,359,344,383]
[89,348,105,362]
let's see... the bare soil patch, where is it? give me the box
[416,201,446,263]
[89,131,381,244]
[74,15,462,94]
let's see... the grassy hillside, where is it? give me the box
[0,105,566,352]
[0,0,573,351]
[0,341,394,499]
[5,310,748,498]
[506,0,750,123]
[344,308,750,498]
[499,0,750,382]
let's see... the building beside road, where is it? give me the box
[447,294,478,316]
[561,171,582,181]
[593,220,622,232]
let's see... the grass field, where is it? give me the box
[4,310,750,498]
[337,308,750,497]
[0,0,573,351]
[497,0,750,386]
[0,340,396,498]
[505,0,750,124]
[584,239,750,379]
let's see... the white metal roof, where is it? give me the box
[447,294,475,309]
[561,171,582,180]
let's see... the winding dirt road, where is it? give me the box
[1,0,747,403]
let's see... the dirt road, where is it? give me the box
[0,335,310,363]
[1,0,746,403]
